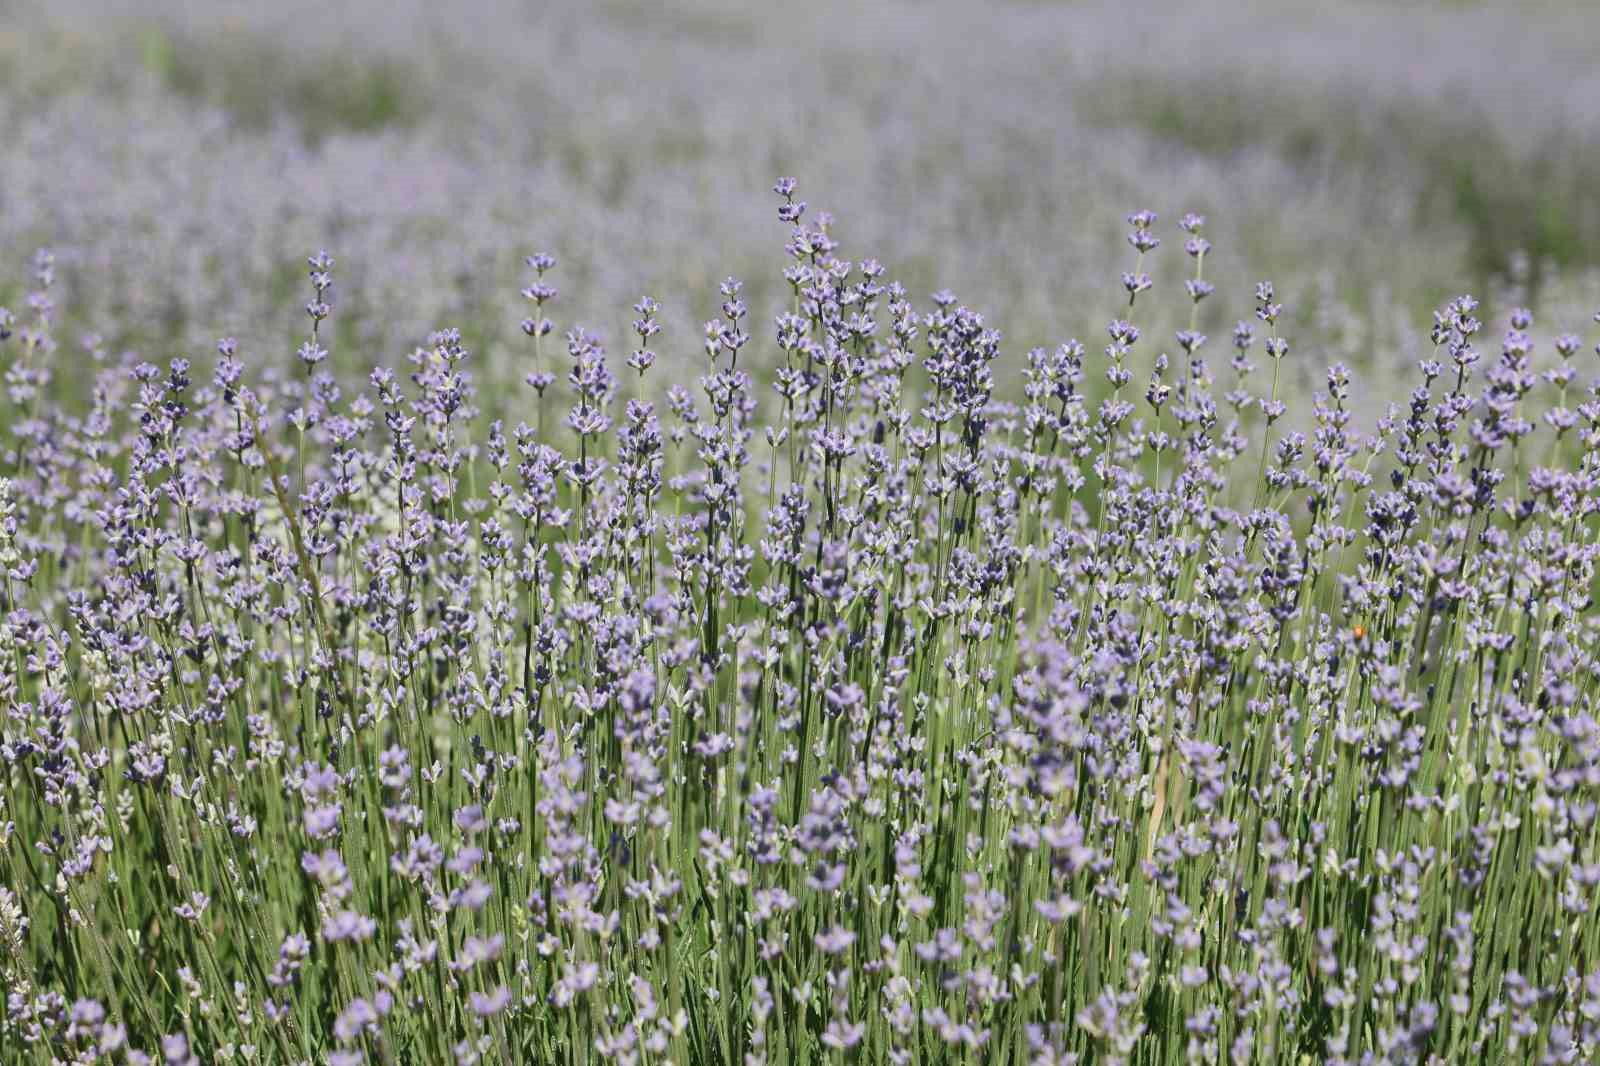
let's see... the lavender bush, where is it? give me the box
[3,178,1599,1064]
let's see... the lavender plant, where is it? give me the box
[3,180,1600,1065]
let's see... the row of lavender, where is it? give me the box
[1,181,1598,1063]
[12,0,1600,386]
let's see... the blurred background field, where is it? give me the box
[3,0,1600,403]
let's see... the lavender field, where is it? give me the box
[4,2,1600,1063]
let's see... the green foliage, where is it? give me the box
[1083,73,1600,288]
[139,24,418,139]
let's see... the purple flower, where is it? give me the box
[321,911,377,943]
[453,805,487,835]
[304,803,343,840]
[470,985,511,1018]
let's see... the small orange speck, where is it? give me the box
[1352,624,1367,640]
